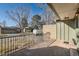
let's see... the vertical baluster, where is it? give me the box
[18,36,19,48]
[3,37,5,56]
[9,37,11,53]
[23,35,25,47]
[25,35,27,47]
[6,38,8,56]
[0,38,2,56]
[27,35,29,46]
[14,36,16,49]
[13,36,15,52]
[11,37,13,52]
[14,37,16,51]
[31,34,32,46]
[1,37,3,56]
[9,37,11,55]
[26,35,27,47]
[23,35,24,46]
[6,37,8,56]
[2,37,4,56]
[17,36,19,48]
[24,35,25,46]
[34,34,36,44]
[31,34,32,43]
[16,36,18,49]
[0,38,1,55]
[5,37,7,56]
[13,37,15,51]
[18,36,20,48]
[27,35,29,48]
[25,35,26,46]
[11,37,12,54]
[18,36,22,46]
[8,37,13,55]
[12,36,14,52]
[24,35,26,46]
[7,37,9,56]
[23,35,24,47]
[29,34,31,47]
[22,35,23,47]
[13,36,14,52]
[26,35,28,46]
[15,37,17,49]
[13,36,15,53]
[9,37,11,52]
[27,35,29,47]
[32,34,34,45]
[20,35,22,48]
[28,34,31,48]
[12,37,13,52]
[17,36,18,48]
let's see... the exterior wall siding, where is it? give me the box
[43,24,56,40]
[43,20,79,47]
[57,20,76,45]
[43,21,76,44]
[56,22,61,40]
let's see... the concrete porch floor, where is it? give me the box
[8,40,78,56]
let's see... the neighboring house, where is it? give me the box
[0,26,21,34]
[43,3,79,48]
[0,26,32,34]
[23,27,32,33]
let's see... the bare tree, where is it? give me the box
[31,15,42,29]
[2,20,6,27]
[36,3,56,25]
[0,22,2,27]
[21,15,28,29]
[0,20,6,27]
[6,7,31,32]
[44,7,56,24]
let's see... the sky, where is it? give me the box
[0,3,45,27]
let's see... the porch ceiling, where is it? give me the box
[49,3,79,20]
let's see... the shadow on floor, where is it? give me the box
[8,46,73,56]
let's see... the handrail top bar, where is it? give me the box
[0,33,33,38]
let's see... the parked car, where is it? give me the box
[33,29,42,35]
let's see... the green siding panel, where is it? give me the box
[57,21,76,43]
[61,22,65,40]
[57,22,61,40]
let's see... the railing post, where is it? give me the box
[0,37,2,56]
[5,37,7,56]
[7,37,10,56]
[1,37,3,56]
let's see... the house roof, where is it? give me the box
[48,3,79,20]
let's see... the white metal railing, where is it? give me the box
[0,34,44,56]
